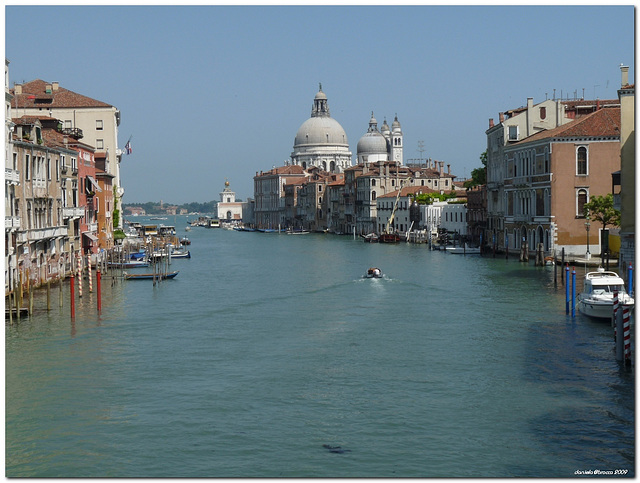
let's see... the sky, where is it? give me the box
[4,4,636,204]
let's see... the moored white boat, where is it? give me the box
[445,244,481,254]
[577,267,634,320]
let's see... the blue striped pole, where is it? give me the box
[565,264,570,314]
[628,263,633,296]
[571,267,576,318]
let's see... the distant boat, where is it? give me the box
[287,229,310,235]
[124,270,179,280]
[170,249,191,259]
[108,260,149,269]
[180,237,191,246]
[364,267,383,278]
[446,244,481,254]
[379,233,401,243]
[361,233,379,243]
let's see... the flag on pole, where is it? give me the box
[124,137,132,155]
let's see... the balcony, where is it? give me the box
[62,206,84,219]
[5,216,20,229]
[5,168,20,185]
[27,225,68,241]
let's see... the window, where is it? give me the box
[96,139,104,150]
[540,107,546,120]
[508,125,519,141]
[96,120,103,130]
[577,146,588,175]
[64,120,72,129]
[577,189,588,217]
[25,154,30,180]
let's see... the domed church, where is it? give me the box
[291,84,352,173]
[357,112,403,165]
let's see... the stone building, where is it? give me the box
[217,180,244,222]
[617,65,634,282]
[501,106,621,257]
[11,78,125,230]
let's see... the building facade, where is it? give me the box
[617,65,635,282]
[217,180,244,222]
[11,79,124,231]
[501,106,621,257]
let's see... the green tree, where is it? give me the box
[464,151,487,189]
[583,193,620,230]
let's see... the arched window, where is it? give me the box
[577,189,588,217]
[372,191,377,201]
[577,146,588,175]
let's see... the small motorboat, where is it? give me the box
[180,237,191,246]
[445,244,481,254]
[577,267,634,320]
[365,267,383,279]
[124,270,179,280]
[361,233,379,243]
[170,249,191,259]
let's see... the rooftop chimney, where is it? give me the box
[620,64,629,87]
[489,118,494,128]
[499,112,504,123]
[52,81,59,91]
[14,84,22,95]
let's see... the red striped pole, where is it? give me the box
[97,269,102,312]
[623,306,631,365]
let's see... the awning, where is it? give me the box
[83,232,99,243]
[86,175,103,192]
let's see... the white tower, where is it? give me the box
[390,114,403,165]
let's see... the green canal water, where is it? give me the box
[5,218,635,477]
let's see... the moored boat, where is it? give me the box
[361,233,379,243]
[446,244,481,254]
[379,233,401,243]
[577,267,634,320]
[108,260,150,269]
[124,270,179,280]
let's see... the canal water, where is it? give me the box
[5,217,635,477]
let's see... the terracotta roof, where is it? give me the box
[11,79,114,109]
[517,106,620,143]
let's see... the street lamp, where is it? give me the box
[585,221,591,260]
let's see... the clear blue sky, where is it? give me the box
[5,5,635,204]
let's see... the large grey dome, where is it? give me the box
[295,116,349,146]
[293,84,348,147]
[290,85,353,174]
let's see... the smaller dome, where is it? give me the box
[357,132,388,155]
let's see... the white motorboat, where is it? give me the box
[445,244,481,254]
[577,267,634,320]
[365,267,383,279]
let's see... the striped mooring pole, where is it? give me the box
[571,267,576,318]
[88,255,93,293]
[565,264,570,314]
[77,256,83,298]
[613,291,619,332]
[623,306,631,365]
